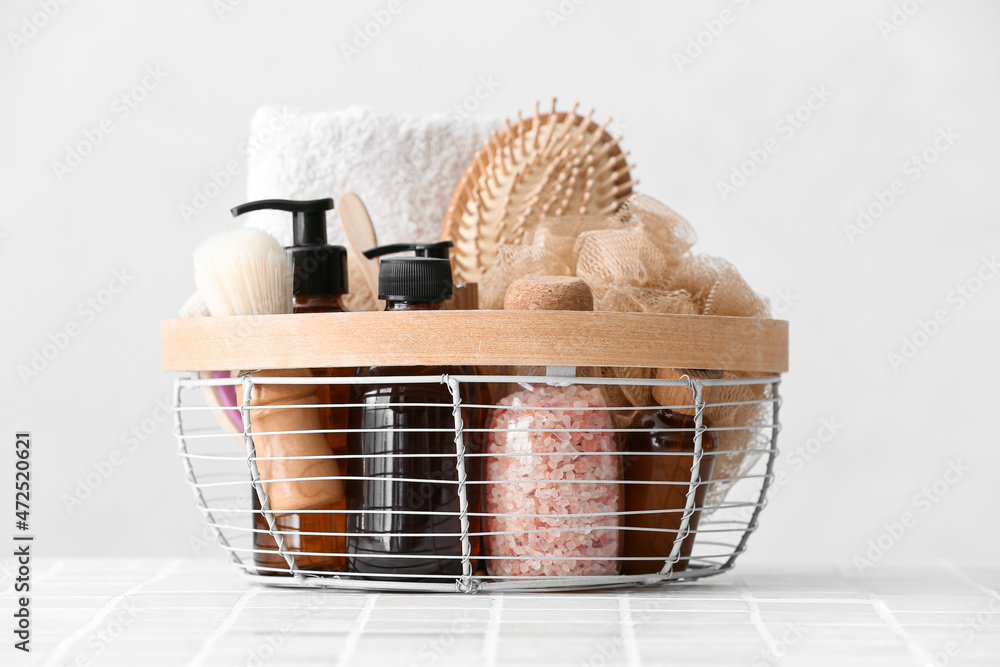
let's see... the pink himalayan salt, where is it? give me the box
[486,385,620,577]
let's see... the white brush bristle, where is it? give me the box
[193,228,292,317]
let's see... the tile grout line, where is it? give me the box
[617,596,643,667]
[335,593,378,667]
[939,559,1000,601]
[740,589,777,650]
[868,594,932,667]
[16,606,992,621]
[41,559,181,667]
[482,595,503,667]
[0,595,887,605]
[187,587,262,667]
[0,558,67,598]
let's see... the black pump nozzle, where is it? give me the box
[363,241,453,261]
[230,198,334,247]
[230,198,347,297]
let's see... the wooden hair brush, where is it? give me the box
[442,99,636,282]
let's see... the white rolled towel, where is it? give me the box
[243,105,499,249]
[180,105,497,314]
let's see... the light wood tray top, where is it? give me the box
[161,311,788,373]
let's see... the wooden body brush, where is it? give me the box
[442,99,636,282]
[193,228,344,515]
[337,192,383,311]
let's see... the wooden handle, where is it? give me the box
[444,282,479,310]
[237,369,345,515]
[337,193,383,310]
[163,311,788,373]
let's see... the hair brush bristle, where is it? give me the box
[442,99,636,282]
[194,228,292,317]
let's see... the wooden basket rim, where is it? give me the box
[161,310,788,373]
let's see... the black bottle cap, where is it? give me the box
[362,241,453,261]
[363,241,454,303]
[230,198,348,296]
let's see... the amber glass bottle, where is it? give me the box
[621,369,720,575]
[346,247,481,580]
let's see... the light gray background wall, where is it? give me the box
[2,0,997,571]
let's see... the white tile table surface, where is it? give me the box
[2,559,998,666]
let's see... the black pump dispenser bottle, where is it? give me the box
[230,197,352,575]
[231,198,348,305]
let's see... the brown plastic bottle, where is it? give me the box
[346,247,481,580]
[230,197,351,575]
[252,293,350,574]
[621,369,719,575]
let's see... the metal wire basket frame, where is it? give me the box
[173,369,781,594]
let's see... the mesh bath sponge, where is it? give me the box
[611,193,697,268]
[574,228,673,298]
[668,255,771,319]
[479,192,773,511]
[531,214,614,267]
[596,285,697,315]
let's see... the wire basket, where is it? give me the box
[163,310,787,593]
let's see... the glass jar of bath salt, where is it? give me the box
[484,277,622,577]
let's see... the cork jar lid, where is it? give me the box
[504,276,594,311]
